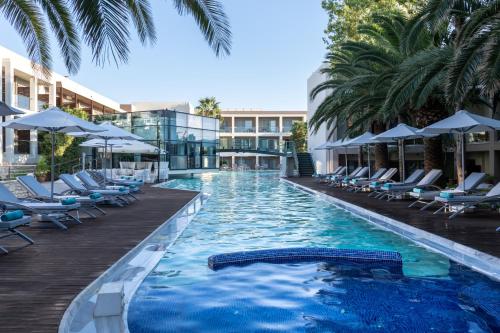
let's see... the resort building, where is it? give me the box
[0,45,126,167]
[0,45,218,176]
[307,65,500,179]
[219,109,307,170]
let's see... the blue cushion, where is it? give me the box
[440,192,454,199]
[371,181,379,187]
[89,193,102,200]
[61,197,77,205]
[1,210,24,222]
[413,188,424,193]
[382,183,392,190]
[119,187,127,192]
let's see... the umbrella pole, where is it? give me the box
[344,148,348,176]
[367,144,371,178]
[104,139,108,185]
[110,145,113,181]
[50,131,55,200]
[461,132,465,185]
[401,139,406,181]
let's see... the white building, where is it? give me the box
[0,45,126,166]
[307,65,341,175]
[219,109,307,170]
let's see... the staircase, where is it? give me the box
[296,152,315,177]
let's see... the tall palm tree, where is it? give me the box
[309,13,426,169]
[385,0,499,177]
[0,0,232,75]
[195,96,222,119]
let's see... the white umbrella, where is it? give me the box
[314,141,336,150]
[329,138,353,176]
[1,107,104,199]
[345,132,375,178]
[372,123,437,180]
[419,110,500,184]
[69,122,141,183]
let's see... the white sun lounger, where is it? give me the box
[60,174,130,207]
[410,172,486,210]
[350,168,398,192]
[369,169,424,198]
[17,175,106,218]
[0,183,81,230]
[433,182,500,219]
[339,167,369,187]
[378,169,441,201]
[329,166,362,185]
[76,171,138,201]
[0,215,33,253]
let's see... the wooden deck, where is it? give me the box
[288,177,500,259]
[0,186,198,333]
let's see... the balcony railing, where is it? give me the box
[15,94,30,110]
[220,127,232,133]
[258,127,279,133]
[234,126,256,133]
[282,126,293,133]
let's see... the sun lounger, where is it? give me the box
[76,171,138,201]
[368,169,425,198]
[346,168,386,191]
[17,175,106,218]
[329,166,362,185]
[341,167,369,187]
[88,170,143,190]
[350,168,398,192]
[0,183,81,230]
[59,174,131,207]
[429,182,500,219]
[0,211,33,253]
[315,166,344,182]
[320,167,346,183]
[410,172,486,210]
[379,169,440,201]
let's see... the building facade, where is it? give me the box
[219,109,307,170]
[307,64,500,180]
[0,45,126,166]
[96,108,219,175]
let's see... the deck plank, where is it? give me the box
[287,177,500,258]
[0,186,198,333]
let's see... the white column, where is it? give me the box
[255,116,259,134]
[48,82,56,107]
[3,61,15,164]
[0,60,3,165]
[255,155,259,169]
[29,76,37,112]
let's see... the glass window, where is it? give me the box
[202,142,217,155]
[133,125,158,141]
[202,117,217,130]
[187,128,203,141]
[14,77,30,109]
[188,114,203,129]
[202,129,216,141]
[169,126,188,141]
[15,129,30,154]
[172,112,187,127]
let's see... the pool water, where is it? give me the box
[128,172,500,332]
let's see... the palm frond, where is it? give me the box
[36,0,80,74]
[0,0,51,73]
[126,0,157,45]
[172,0,231,56]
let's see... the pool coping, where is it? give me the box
[58,188,206,333]
[281,178,500,281]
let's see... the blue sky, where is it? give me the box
[0,1,327,110]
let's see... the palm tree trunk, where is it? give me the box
[414,102,448,173]
[372,121,389,169]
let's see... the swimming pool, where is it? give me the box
[128,172,500,332]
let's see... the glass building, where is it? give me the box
[94,109,219,172]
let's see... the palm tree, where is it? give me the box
[385,0,499,177]
[0,0,232,75]
[195,97,222,119]
[309,13,423,169]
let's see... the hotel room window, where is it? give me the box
[14,129,30,154]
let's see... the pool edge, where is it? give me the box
[58,189,206,333]
[281,178,500,282]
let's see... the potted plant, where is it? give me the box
[35,156,50,182]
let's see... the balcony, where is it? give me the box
[220,126,232,133]
[258,126,279,133]
[234,126,256,133]
[282,126,293,133]
[15,94,30,110]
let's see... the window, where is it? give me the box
[14,129,30,154]
[14,77,30,109]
